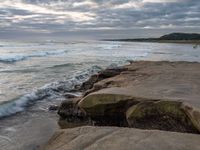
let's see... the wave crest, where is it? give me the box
[0,50,66,63]
[0,65,103,118]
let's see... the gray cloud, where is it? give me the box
[0,0,199,40]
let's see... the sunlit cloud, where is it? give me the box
[72,1,98,8]
[0,1,96,22]
[113,1,143,9]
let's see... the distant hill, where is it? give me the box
[104,33,200,43]
[159,33,200,40]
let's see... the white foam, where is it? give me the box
[4,127,16,132]
[0,49,66,63]
[0,92,38,118]
[0,65,103,118]
[0,135,12,142]
[0,54,27,63]
[29,50,66,57]
[99,43,122,50]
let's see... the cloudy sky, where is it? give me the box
[0,0,199,40]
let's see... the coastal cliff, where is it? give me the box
[42,61,200,150]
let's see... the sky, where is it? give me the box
[0,0,199,40]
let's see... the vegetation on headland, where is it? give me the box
[103,33,200,44]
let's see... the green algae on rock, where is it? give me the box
[126,101,199,133]
[78,93,137,126]
[77,61,200,132]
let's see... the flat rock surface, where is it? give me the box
[81,61,200,107]
[43,126,200,150]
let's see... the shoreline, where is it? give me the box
[103,39,200,44]
[42,60,200,150]
[102,33,200,44]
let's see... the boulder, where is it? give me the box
[78,93,137,126]
[78,88,200,133]
[79,67,128,93]
[58,98,88,128]
[58,98,85,120]
[126,101,199,133]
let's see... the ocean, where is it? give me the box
[0,40,199,149]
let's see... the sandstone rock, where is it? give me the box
[43,126,200,150]
[126,101,199,133]
[57,93,89,129]
[47,61,200,150]
[78,61,200,132]
[78,93,136,126]
[182,103,200,132]
[58,98,88,127]
[79,67,128,94]
[79,74,99,91]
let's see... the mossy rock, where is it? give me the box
[126,101,199,133]
[182,103,200,132]
[78,93,138,126]
[79,93,134,115]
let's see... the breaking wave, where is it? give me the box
[0,65,103,118]
[0,49,66,63]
